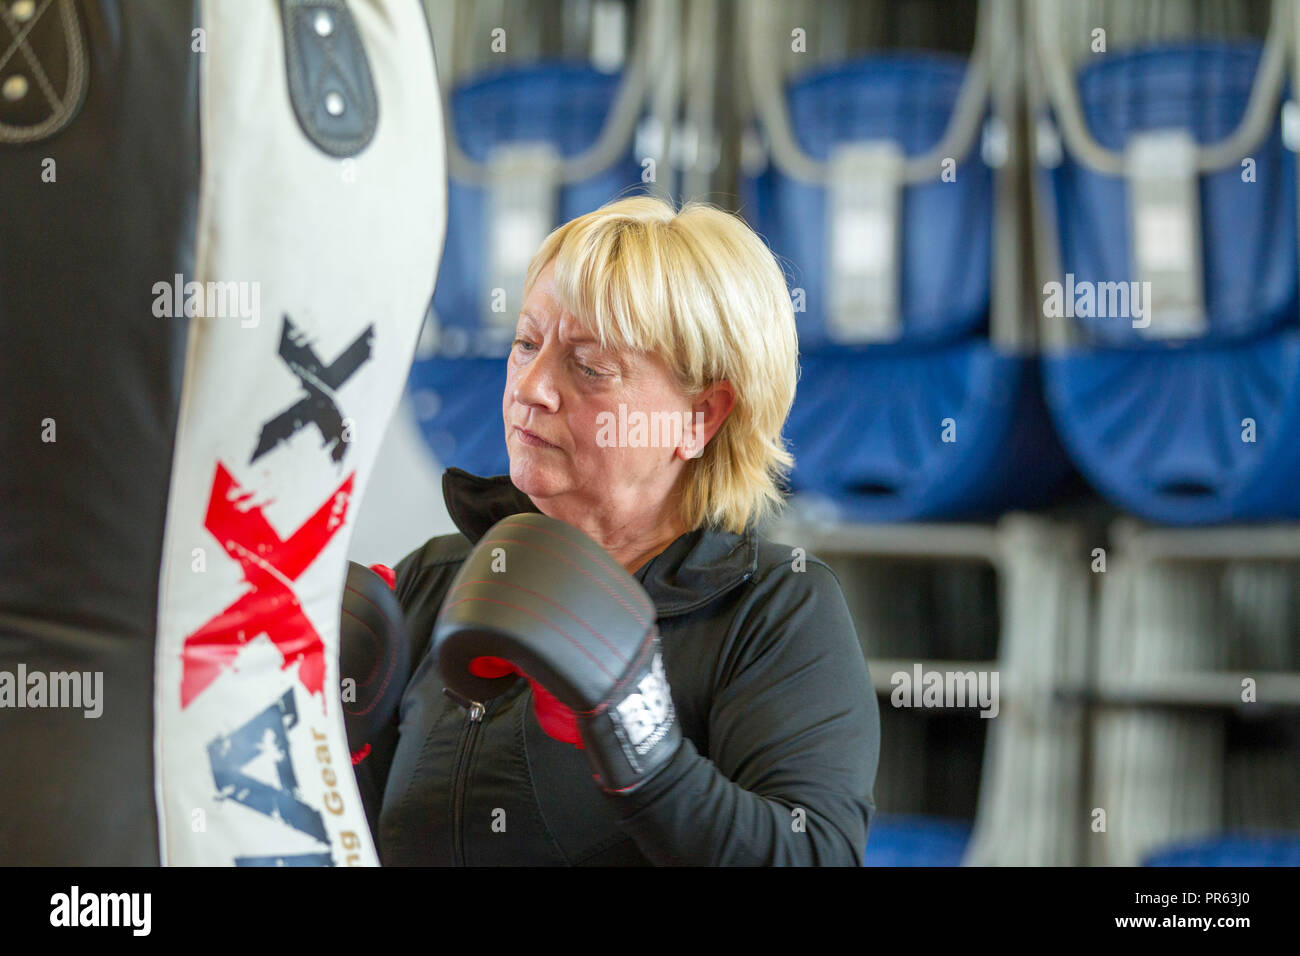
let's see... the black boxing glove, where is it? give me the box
[433,513,681,794]
[339,562,412,763]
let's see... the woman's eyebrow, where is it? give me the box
[560,324,601,347]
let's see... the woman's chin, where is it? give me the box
[508,458,568,499]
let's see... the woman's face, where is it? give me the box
[503,260,695,522]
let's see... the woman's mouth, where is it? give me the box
[514,426,558,449]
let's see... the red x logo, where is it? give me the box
[181,462,353,709]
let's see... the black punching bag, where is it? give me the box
[0,0,446,865]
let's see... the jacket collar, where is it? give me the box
[442,468,757,617]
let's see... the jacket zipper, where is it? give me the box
[447,691,486,866]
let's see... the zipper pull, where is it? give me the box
[443,686,487,720]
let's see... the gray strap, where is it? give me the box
[590,0,628,73]
[1126,130,1207,338]
[826,141,903,343]
[484,143,562,341]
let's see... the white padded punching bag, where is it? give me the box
[0,0,446,865]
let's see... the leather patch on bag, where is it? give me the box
[280,0,377,157]
[0,0,89,145]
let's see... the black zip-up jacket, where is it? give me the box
[375,469,881,865]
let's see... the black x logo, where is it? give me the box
[251,315,374,465]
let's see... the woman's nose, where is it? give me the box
[512,345,561,412]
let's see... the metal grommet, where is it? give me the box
[324,90,345,116]
[313,10,334,37]
[11,0,36,24]
[2,74,29,102]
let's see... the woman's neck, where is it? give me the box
[614,520,688,575]
[530,495,687,575]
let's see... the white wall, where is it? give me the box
[348,395,458,568]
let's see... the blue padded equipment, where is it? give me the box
[410,63,648,475]
[408,357,510,479]
[1049,43,1296,345]
[1044,332,1300,523]
[1144,832,1300,866]
[789,344,1070,521]
[863,814,973,867]
[745,54,1071,519]
[745,53,993,351]
[1042,42,1300,524]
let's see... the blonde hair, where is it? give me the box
[522,195,798,534]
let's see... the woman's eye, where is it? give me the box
[512,338,536,353]
[579,363,602,378]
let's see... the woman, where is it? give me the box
[377,195,880,865]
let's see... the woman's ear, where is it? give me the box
[679,381,735,461]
